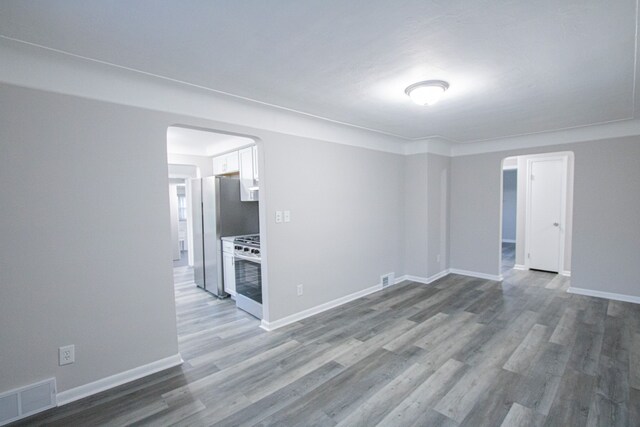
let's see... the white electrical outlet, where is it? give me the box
[297,284,303,296]
[284,210,291,223]
[59,345,75,366]
[275,211,283,223]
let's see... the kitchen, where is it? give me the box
[167,127,265,320]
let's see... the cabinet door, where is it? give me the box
[223,252,236,295]
[225,151,240,173]
[252,145,259,181]
[212,156,226,175]
[239,147,257,201]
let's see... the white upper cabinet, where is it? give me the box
[212,151,239,175]
[239,146,258,201]
[212,146,258,201]
[252,145,259,181]
[226,151,239,173]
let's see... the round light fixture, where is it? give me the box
[405,80,450,106]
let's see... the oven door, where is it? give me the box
[234,254,262,319]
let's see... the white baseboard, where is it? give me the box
[560,270,571,277]
[502,239,516,244]
[513,264,528,271]
[56,353,183,406]
[260,284,383,331]
[567,287,640,304]
[397,269,451,285]
[394,275,410,284]
[260,267,500,332]
[449,268,503,281]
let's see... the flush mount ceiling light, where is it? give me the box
[405,80,450,106]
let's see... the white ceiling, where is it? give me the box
[166,126,254,157]
[1,1,638,143]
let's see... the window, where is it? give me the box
[178,195,187,221]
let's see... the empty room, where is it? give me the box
[1,1,639,426]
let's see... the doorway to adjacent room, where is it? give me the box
[500,152,574,276]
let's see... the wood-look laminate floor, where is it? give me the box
[501,242,516,273]
[18,266,640,426]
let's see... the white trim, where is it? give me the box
[448,119,640,157]
[513,264,528,271]
[403,139,452,157]
[524,155,569,273]
[261,269,456,332]
[0,36,405,155]
[567,287,640,304]
[5,36,640,157]
[426,269,452,283]
[55,354,183,406]
[502,239,516,244]
[260,284,383,331]
[560,270,572,277]
[449,268,503,281]
[396,269,451,285]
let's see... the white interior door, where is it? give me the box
[527,158,564,272]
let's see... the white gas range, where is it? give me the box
[232,234,262,319]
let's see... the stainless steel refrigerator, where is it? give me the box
[190,176,259,297]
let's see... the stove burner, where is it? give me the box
[234,234,260,248]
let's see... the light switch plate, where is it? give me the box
[284,210,291,223]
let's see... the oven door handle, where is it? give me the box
[234,253,262,264]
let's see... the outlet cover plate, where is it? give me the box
[59,345,75,366]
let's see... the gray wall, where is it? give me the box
[403,154,429,278]
[450,137,640,296]
[1,79,638,402]
[262,136,405,321]
[427,154,451,276]
[0,83,406,395]
[167,153,213,178]
[502,169,517,242]
[0,84,180,394]
[402,153,450,279]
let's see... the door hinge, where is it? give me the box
[527,253,531,259]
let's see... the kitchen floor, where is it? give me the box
[501,241,515,273]
[172,250,189,268]
[20,268,640,426]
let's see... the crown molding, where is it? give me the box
[449,119,640,156]
[3,36,640,159]
[403,138,452,156]
[0,36,406,155]
[402,118,640,157]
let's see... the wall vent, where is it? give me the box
[381,273,395,288]
[0,378,56,426]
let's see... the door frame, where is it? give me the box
[524,154,569,273]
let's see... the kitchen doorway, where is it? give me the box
[165,125,268,327]
[499,152,574,276]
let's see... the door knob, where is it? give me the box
[553,222,559,227]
